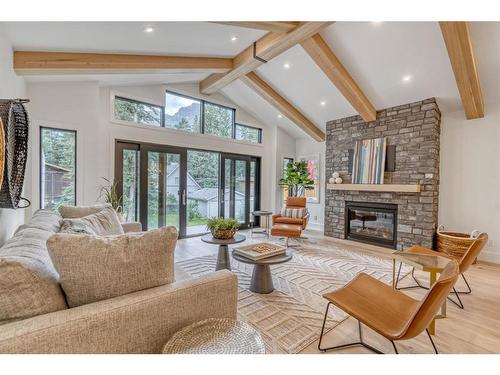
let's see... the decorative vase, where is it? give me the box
[212,229,237,240]
[335,177,343,184]
[332,172,340,179]
[328,177,336,184]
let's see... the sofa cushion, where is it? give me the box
[0,226,68,325]
[14,209,61,234]
[47,226,178,308]
[280,207,308,219]
[58,203,111,219]
[59,207,124,236]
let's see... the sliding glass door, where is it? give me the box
[115,141,259,237]
[220,154,260,229]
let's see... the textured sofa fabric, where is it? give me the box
[0,271,238,353]
[48,226,178,307]
[58,203,112,219]
[59,207,124,236]
[0,210,68,325]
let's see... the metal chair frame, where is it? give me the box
[317,302,439,354]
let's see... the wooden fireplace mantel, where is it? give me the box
[327,183,421,193]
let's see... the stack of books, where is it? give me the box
[233,242,286,261]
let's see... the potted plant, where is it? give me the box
[98,177,123,220]
[279,160,315,197]
[206,217,239,240]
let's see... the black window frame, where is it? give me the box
[39,126,77,209]
[235,123,262,144]
[114,95,164,127]
[112,91,263,143]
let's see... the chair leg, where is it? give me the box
[317,303,384,354]
[455,273,472,294]
[447,287,465,309]
[391,340,399,354]
[396,267,429,291]
[426,329,439,354]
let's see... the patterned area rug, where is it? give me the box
[177,239,410,354]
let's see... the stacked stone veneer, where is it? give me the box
[325,98,441,249]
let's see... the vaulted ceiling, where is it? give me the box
[1,21,496,139]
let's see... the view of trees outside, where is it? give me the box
[164,92,201,132]
[204,102,233,138]
[114,97,162,126]
[40,128,76,209]
[235,124,260,143]
[121,149,139,222]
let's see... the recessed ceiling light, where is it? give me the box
[402,75,412,83]
[144,26,154,33]
[231,35,238,42]
[320,100,326,106]
[283,63,291,69]
[277,114,283,119]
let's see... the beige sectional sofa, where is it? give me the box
[0,209,238,353]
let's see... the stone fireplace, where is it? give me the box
[325,98,441,250]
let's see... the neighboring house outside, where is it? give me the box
[41,162,72,208]
[188,187,245,218]
[165,163,201,200]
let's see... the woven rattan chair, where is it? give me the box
[395,233,488,309]
[318,259,459,354]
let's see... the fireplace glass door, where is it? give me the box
[345,202,397,249]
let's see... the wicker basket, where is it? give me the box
[436,225,481,261]
[0,99,30,209]
[211,229,237,240]
[0,118,4,190]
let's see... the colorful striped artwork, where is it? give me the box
[352,138,387,184]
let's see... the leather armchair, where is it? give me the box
[272,197,309,230]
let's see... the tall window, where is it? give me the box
[204,102,234,138]
[114,96,162,126]
[40,127,76,209]
[235,124,261,144]
[164,91,201,132]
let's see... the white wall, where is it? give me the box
[439,102,500,263]
[24,81,279,225]
[0,31,27,245]
[296,138,326,229]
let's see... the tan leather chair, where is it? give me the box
[396,233,488,309]
[318,260,459,354]
[271,197,309,246]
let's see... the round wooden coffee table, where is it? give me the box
[201,233,246,271]
[231,251,292,294]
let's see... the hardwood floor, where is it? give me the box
[175,229,500,354]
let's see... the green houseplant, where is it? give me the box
[279,160,315,197]
[206,217,239,240]
[98,177,123,214]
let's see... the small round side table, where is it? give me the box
[201,233,246,271]
[250,210,272,238]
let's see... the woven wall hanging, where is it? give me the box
[0,99,31,209]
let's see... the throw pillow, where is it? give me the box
[280,207,308,219]
[59,207,124,236]
[47,226,178,308]
[58,203,112,219]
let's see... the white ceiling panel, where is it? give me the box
[320,22,461,113]
[1,22,266,57]
[256,45,355,129]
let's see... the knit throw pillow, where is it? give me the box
[47,226,178,307]
[280,207,307,219]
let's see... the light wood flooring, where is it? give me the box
[175,229,500,354]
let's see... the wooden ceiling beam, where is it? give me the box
[439,22,484,119]
[241,71,325,142]
[13,51,233,75]
[200,22,333,95]
[301,34,376,122]
[213,22,300,33]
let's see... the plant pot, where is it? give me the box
[211,229,237,240]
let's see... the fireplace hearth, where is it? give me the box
[345,201,398,249]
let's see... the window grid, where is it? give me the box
[113,91,262,143]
